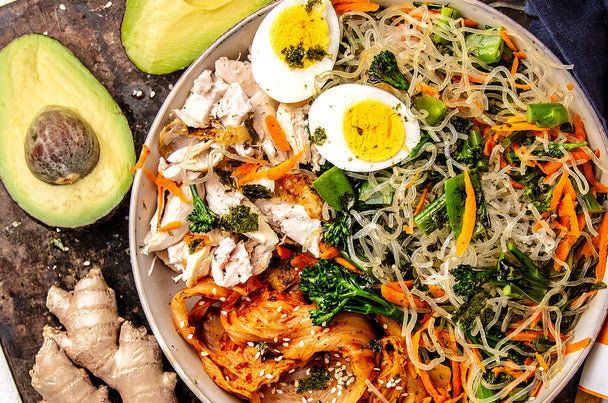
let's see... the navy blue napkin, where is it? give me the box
[525,0,608,132]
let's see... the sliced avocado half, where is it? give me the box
[0,34,135,228]
[121,0,272,75]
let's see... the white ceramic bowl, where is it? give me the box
[129,1,608,402]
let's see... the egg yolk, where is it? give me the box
[269,4,329,69]
[343,100,406,162]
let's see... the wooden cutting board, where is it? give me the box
[0,1,197,402]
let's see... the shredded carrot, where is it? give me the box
[511,179,525,190]
[531,381,543,398]
[159,221,182,232]
[550,171,570,211]
[539,161,563,178]
[514,82,533,90]
[275,244,293,259]
[595,212,608,282]
[573,114,587,142]
[510,56,519,77]
[427,284,445,299]
[290,253,318,270]
[264,115,291,152]
[233,162,262,178]
[334,256,362,274]
[456,170,476,257]
[567,83,574,91]
[513,51,527,59]
[414,184,431,215]
[416,82,440,97]
[144,169,189,203]
[565,337,590,354]
[463,18,477,27]
[381,283,426,308]
[471,347,486,373]
[267,149,305,180]
[129,144,150,175]
[491,121,540,132]
[406,169,421,189]
[156,182,165,231]
[499,30,517,51]
[318,242,340,259]
[331,0,380,13]
[535,352,549,372]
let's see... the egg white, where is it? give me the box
[250,0,340,104]
[308,84,421,172]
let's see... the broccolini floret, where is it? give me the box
[322,213,352,248]
[299,259,404,326]
[186,184,217,233]
[368,50,410,91]
[451,242,548,304]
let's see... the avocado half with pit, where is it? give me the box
[121,0,272,75]
[0,34,135,228]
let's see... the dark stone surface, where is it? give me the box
[0,1,567,402]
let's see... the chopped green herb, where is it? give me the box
[241,184,273,201]
[50,235,69,253]
[310,127,327,145]
[219,205,259,233]
[296,367,331,394]
[282,43,306,68]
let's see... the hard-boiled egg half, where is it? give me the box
[308,84,421,172]
[250,0,340,103]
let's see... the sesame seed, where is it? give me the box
[180,321,185,328]
[187,334,193,340]
[59,4,66,10]
[105,1,112,7]
[283,342,289,347]
[219,297,226,302]
[283,338,291,341]
[274,338,278,343]
[311,330,315,335]
[277,306,282,312]
[212,288,217,295]
[281,314,287,319]
[299,340,304,347]
[259,370,265,377]
[221,311,227,316]
[255,352,260,360]
[247,342,255,347]
[266,374,273,379]
[294,305,300,311]
[201,351,209,357]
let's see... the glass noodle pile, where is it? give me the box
[140,1,608,402]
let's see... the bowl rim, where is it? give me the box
[129,1,608,401]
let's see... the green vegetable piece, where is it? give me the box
[572,179,604,214]
[526,103,569,128]
[219,205,258,233]
[241,184,273,201]
[412,93,447,126]
[444,172,469,238]
[413,193,448,235]
[454,129,487,171]
[299,258,404,326]
[368,50,410,91]
[465,31,504,64]
[313,166,356,212]
[433,6,461,44]
[187,184,217,233]
[310,126,327,145]
[296,367,330,393]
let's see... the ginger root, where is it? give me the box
[31,268,177,403]
[30,336,110,403]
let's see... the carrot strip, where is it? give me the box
[514,82,533,90]
[266,149,305,180]
[550,171,570,211]
[416,82,440,97]
[510,56,519,77]
[491,121,540,132]
[565,337,590,354]
[463,18,477,27]
[596,212,608,282]
[513,51,527,59]
[318,242,340,259]
[499,30,518,52]
[535,353,549,372]
[264,115,291,152]
[159,221,183,232]
[334,256,361,274]
[573,114,587,142]
[129,144,150,175]
[233,162,262,177]
[275,244,293,259]
[332,0,379,13]
[414,184,431,215]
[290,254,318,270]
[456,170,476,257]
[144,169,189,203]
[427,284,445,299]
[381,283,426,308]
[540,161,564,178]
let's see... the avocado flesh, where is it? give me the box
[0,34,135,228]
[121,0,272,75]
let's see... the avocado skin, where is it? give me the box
[121,0,272,75]
[0,34,135,228]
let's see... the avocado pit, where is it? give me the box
[24,105,100,185]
